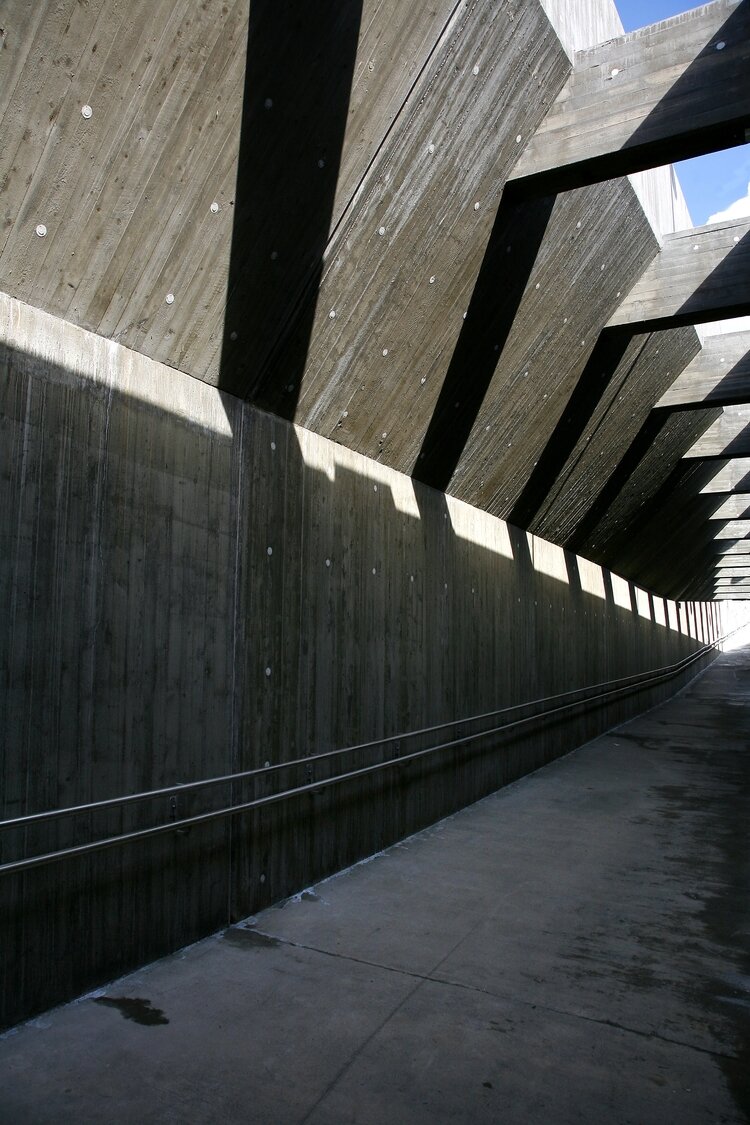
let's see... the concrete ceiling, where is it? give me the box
[1,0,749,600]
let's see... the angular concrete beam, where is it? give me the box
[510,0,750,193]
[713,519,750,537]
[699,456,750,491]
[608,219,750,330]
[712,539,750,554]
[715,552,750,564]
[708,494,750,518]
[684,404,750,457]
[656,330,750,409]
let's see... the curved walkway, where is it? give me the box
[1,648,749,1124]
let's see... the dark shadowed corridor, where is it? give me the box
[1,644,748,1124]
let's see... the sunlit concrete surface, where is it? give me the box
[1,648,749,1125]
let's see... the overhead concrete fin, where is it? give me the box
[684,403,750,457]
[656,330,750,409]
[700,455,750,491]
[608,219,750,329]
[713,518,750,537]
[708,494,750,518]
[712,539,750,553]
[510,0,750,194]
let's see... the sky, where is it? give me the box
[615,0,750,227]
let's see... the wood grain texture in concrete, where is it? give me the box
[0,294,728,1030]
[656,331,750,410]
[572,408,723,559]
[431,180,661,518]
[512,0,750,192]
[515,326,701,543]
[701,457,750,492]
[715,519,750,538]
[0,0,739,591]
[582,465,732,601]
[686,404,750,459]
[252,0,571,425]
[1,643,749,1124]
[0,0,462,387]
[608,219,750,329]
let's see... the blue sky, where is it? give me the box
[616,0,750,226]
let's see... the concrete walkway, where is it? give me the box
[2,649,749,1125]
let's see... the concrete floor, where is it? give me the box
[1,649,749,1125]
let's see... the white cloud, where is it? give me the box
[707,181,750,224]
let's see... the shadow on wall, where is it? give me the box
[218,0,363,404]
[0,336,724,1031]
[412,190,557,494]
[508,328,652,531]
[566,404,723,559]
[592,459,733,601]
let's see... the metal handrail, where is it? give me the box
[0,637,721,833]
[0,634,723,877]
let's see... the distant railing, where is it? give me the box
[0,634,730,876]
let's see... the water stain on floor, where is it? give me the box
[94,997,169,1026]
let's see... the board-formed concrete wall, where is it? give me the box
[2,0,747,600]
[0,296,731,1029]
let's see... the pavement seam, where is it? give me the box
[294,914,491,1125]
[244,929,739,1065]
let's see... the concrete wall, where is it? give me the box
[539,0,623,55]
[0,295,732,1029]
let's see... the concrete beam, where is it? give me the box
[510,0,750,194]
[608,219,750,330]
[715,554,750,567]
[708,495,750,518]
[684,404,750,458]
[712,540,750,554]
[713,519,750,538]
[699,456,750,491]
[571,408,721,564]
[656,330,750,409]
[575,460,725,601]
[513,326,701,542]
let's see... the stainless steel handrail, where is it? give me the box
[0,638,721,833]
[0,635,723,877]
